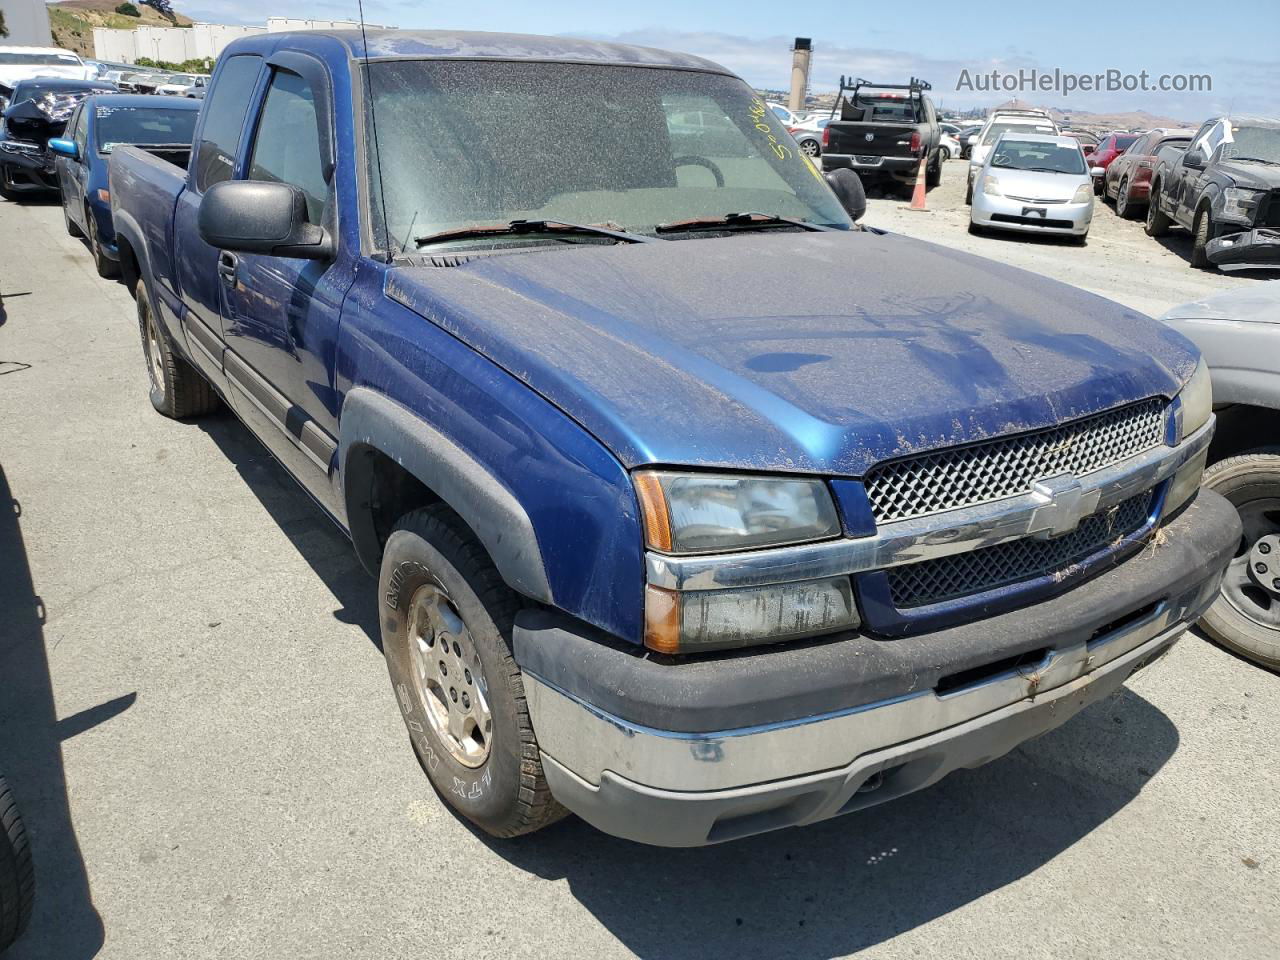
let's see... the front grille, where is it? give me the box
[990,213,1075,229]
[865,398,1167,524]
[887,491,1153,608]
[1006,195,1068,204]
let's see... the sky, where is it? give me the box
[172,0,1278,120]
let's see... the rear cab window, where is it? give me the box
[193,55,263,192]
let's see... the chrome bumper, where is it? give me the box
[647,418,1213,592]
[528,577,1215,847]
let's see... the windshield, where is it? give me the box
[982,121,1055,145]
[366,60,850,251]
[1221,125,1280,165]
[990,139,1086,174]
[1115,134,1139,150]
[94,103,198,153]
[0,52,81,66]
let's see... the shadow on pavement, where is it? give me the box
[0,464,118,960]
[195,410,382,650]
[476,685,1178,959]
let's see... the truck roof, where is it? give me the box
[234,29,732,75]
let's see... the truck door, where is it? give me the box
[215,55,352,516]
[173,53,264,392]
[1173,120,1216,225]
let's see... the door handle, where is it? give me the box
[217,251,239,285]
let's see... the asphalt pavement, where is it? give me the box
[0,186,1276,960]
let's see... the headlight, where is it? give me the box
[982,174,1002,196]
[634,471,841,555]
[1072,183,1094,204]
[1177,357,1212,442]
[1222,186,1263,221]
[645,577,859,653]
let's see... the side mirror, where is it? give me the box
[1090,166,1105,178]
[48,138,78,160]
[825,167,867,222]
[1182,150,1205,169]
[198,180,332,259]
[967,135,977,146]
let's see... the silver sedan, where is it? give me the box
[970,133,1104,243]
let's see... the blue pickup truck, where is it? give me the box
[110,29,1238,847]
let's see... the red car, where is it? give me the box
[1085,132,1139,193]
[1103,128,1195,218]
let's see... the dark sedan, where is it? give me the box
[0,77,116,198]
[49,94,200,276]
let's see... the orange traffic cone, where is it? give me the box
[908,153,928,211]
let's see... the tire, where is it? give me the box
[137,283,217,419]
[1190,207,1215,269]
[939,145,951,161]
[964,177,973,206]
[925,154,941,189]
[1145,185,1171,237]
[87,204,119,279]
[1199,451,1280,671]
[0,774,35,953]
[798,138,820,158]
[1116,179,1138,220]
[379,504,567,838]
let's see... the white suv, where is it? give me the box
[966,110,1059,203]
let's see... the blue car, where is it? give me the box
[49,95,200,277]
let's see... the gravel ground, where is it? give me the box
[0,185,1276,960]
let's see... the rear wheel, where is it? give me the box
[64,199,83,237]
[798,138,820,157]
[1200,452,1280,671]
[0,774,35,953]
[1145,185,1171,236]
[1116,179,1137,219]
[939,145,951,161]
[379,504,567,837]
[137,284,217,418]
[925,154,941,189]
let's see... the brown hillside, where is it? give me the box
[49,1,195,58]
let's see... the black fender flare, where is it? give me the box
[338,387,553,603]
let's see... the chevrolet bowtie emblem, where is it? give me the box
[1028,474,1101,539]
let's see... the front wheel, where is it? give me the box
[86,205,119,279]
[798,138,820,158]
[1116,179,1137,219]
[0,774,34,952]
[1200,451,1280,671]
[379,504,567,837]
[964,177,973,205]
[1190,207,1215,269]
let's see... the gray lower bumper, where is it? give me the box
[526,574,1220,847]
[1206,228,1280,269]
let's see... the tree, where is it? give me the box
[0,11,8,39]
[115,3,142,16]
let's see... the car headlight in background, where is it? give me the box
[1072,183,1094,204]
[982,174,1002,197]
[1177,357,1213,442]
[1221,186,1263,222]
[634,471,841,554]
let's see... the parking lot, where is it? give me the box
[1,169,1278,960]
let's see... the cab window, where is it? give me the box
[247,68,329,225]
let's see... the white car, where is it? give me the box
[966,110,1059,203]
[0,47,95,89]
[969,132,1104,244]
[939,132,962,161]
[789,116,831,157]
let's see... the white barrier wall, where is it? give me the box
[90,18,388,64]
[0,0,53,46]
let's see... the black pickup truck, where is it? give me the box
[820,77,943,192]
[1145,115,1280,270]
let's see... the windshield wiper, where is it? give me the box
[654,212,827,234]
[414,219,652,249]
[1229,156,1280,166]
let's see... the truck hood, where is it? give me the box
[387,230,1198,476]
[1217,160,1280,191]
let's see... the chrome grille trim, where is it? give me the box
[864,399,1168,524]
[645,417,1212,593]
[887,491,1153,607]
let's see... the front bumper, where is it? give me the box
[518,490,1238,846]
[971,190,1092,235]
[1206,228,1280,269]
[0,144,56,191]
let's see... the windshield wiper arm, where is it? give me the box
[414,219,653,249]
[654,212,827,234]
